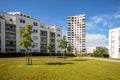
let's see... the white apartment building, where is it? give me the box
[109,27,120,58]
[0,12,62,53]
[67,14,86,54]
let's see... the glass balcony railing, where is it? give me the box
[40,34,47,37]
[6,36,16,40]
[41,41,47,44]
[40,46,47,49]
[6,44,16,48]
[6,28,16,32]
[50,36,55,38]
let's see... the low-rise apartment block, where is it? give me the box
[0,12,62,53]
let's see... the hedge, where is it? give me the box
[0,52,76,58]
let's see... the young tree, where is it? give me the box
[58,35,68,58]
[46,42,54,56]
[67,44,73,53]
[18,24,34,65]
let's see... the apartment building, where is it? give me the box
[0,12,62,53]
[67,14,86,54]
[109,28,120,58]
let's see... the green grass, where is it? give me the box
[0,57,120,80]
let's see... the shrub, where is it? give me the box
[90,48,109,58]
[0,52,76,58]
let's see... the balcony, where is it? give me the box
[6,36,16,41]
[50,33,55,39]
[5,20,16,25]
[6,28,16,33]
[40,34,47,37]
[6,44,16,49]
[50,39,55,44]
[40,40,47,44]
[40,46,47,50]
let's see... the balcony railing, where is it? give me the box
[40,46,47,50]
[41,40,47,44]
[5,20,16,25]
[6,28,16,32]
[6,44,16,48]
[6,36,16,41]
[50,36,55,38]
[40,34,47,37]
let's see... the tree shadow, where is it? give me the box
[46,62,74,65]
[73,59,88,61]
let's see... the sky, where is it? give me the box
[1,0,120,47]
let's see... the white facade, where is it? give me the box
[109,28,120,58]
[0,12,62,53]
[67,14,86,54]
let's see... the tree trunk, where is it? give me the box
[25,51,27,64]
[27,52,30,65]
[30,52,32,65]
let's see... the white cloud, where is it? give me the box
[90,16,109,26]
[86,33,108,47]
[114,14,120,19]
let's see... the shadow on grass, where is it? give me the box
[73,59,88,61]
[46,62,74,65]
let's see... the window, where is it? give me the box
[9,18,13,21]
[57,34,60,37]
[33,29,38,33]
[20,19,25,23]
[119,48,120,52]
[33,22,38,26]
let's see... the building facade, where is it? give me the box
[0,12,62,53]
[67,14,86,54]
[109,28,120,58]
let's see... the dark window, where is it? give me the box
[119,48,120,52]
[57,34,60,37]
[20,19,25,23]
[33,29,38,33]
[9,18,13,21]
[33,22,38,26]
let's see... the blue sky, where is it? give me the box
[1,0,120,47]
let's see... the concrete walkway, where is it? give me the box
[80,57,120,63]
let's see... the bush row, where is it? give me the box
[90,53,109,58]
[0,52,76,58]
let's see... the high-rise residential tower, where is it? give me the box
[109,27,120,58]
[67,14,86,54]
[0,12,62,53]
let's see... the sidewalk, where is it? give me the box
[76,57,120,63]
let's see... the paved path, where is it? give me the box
[80,57,120,63]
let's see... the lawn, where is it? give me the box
[0,57,120,80]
